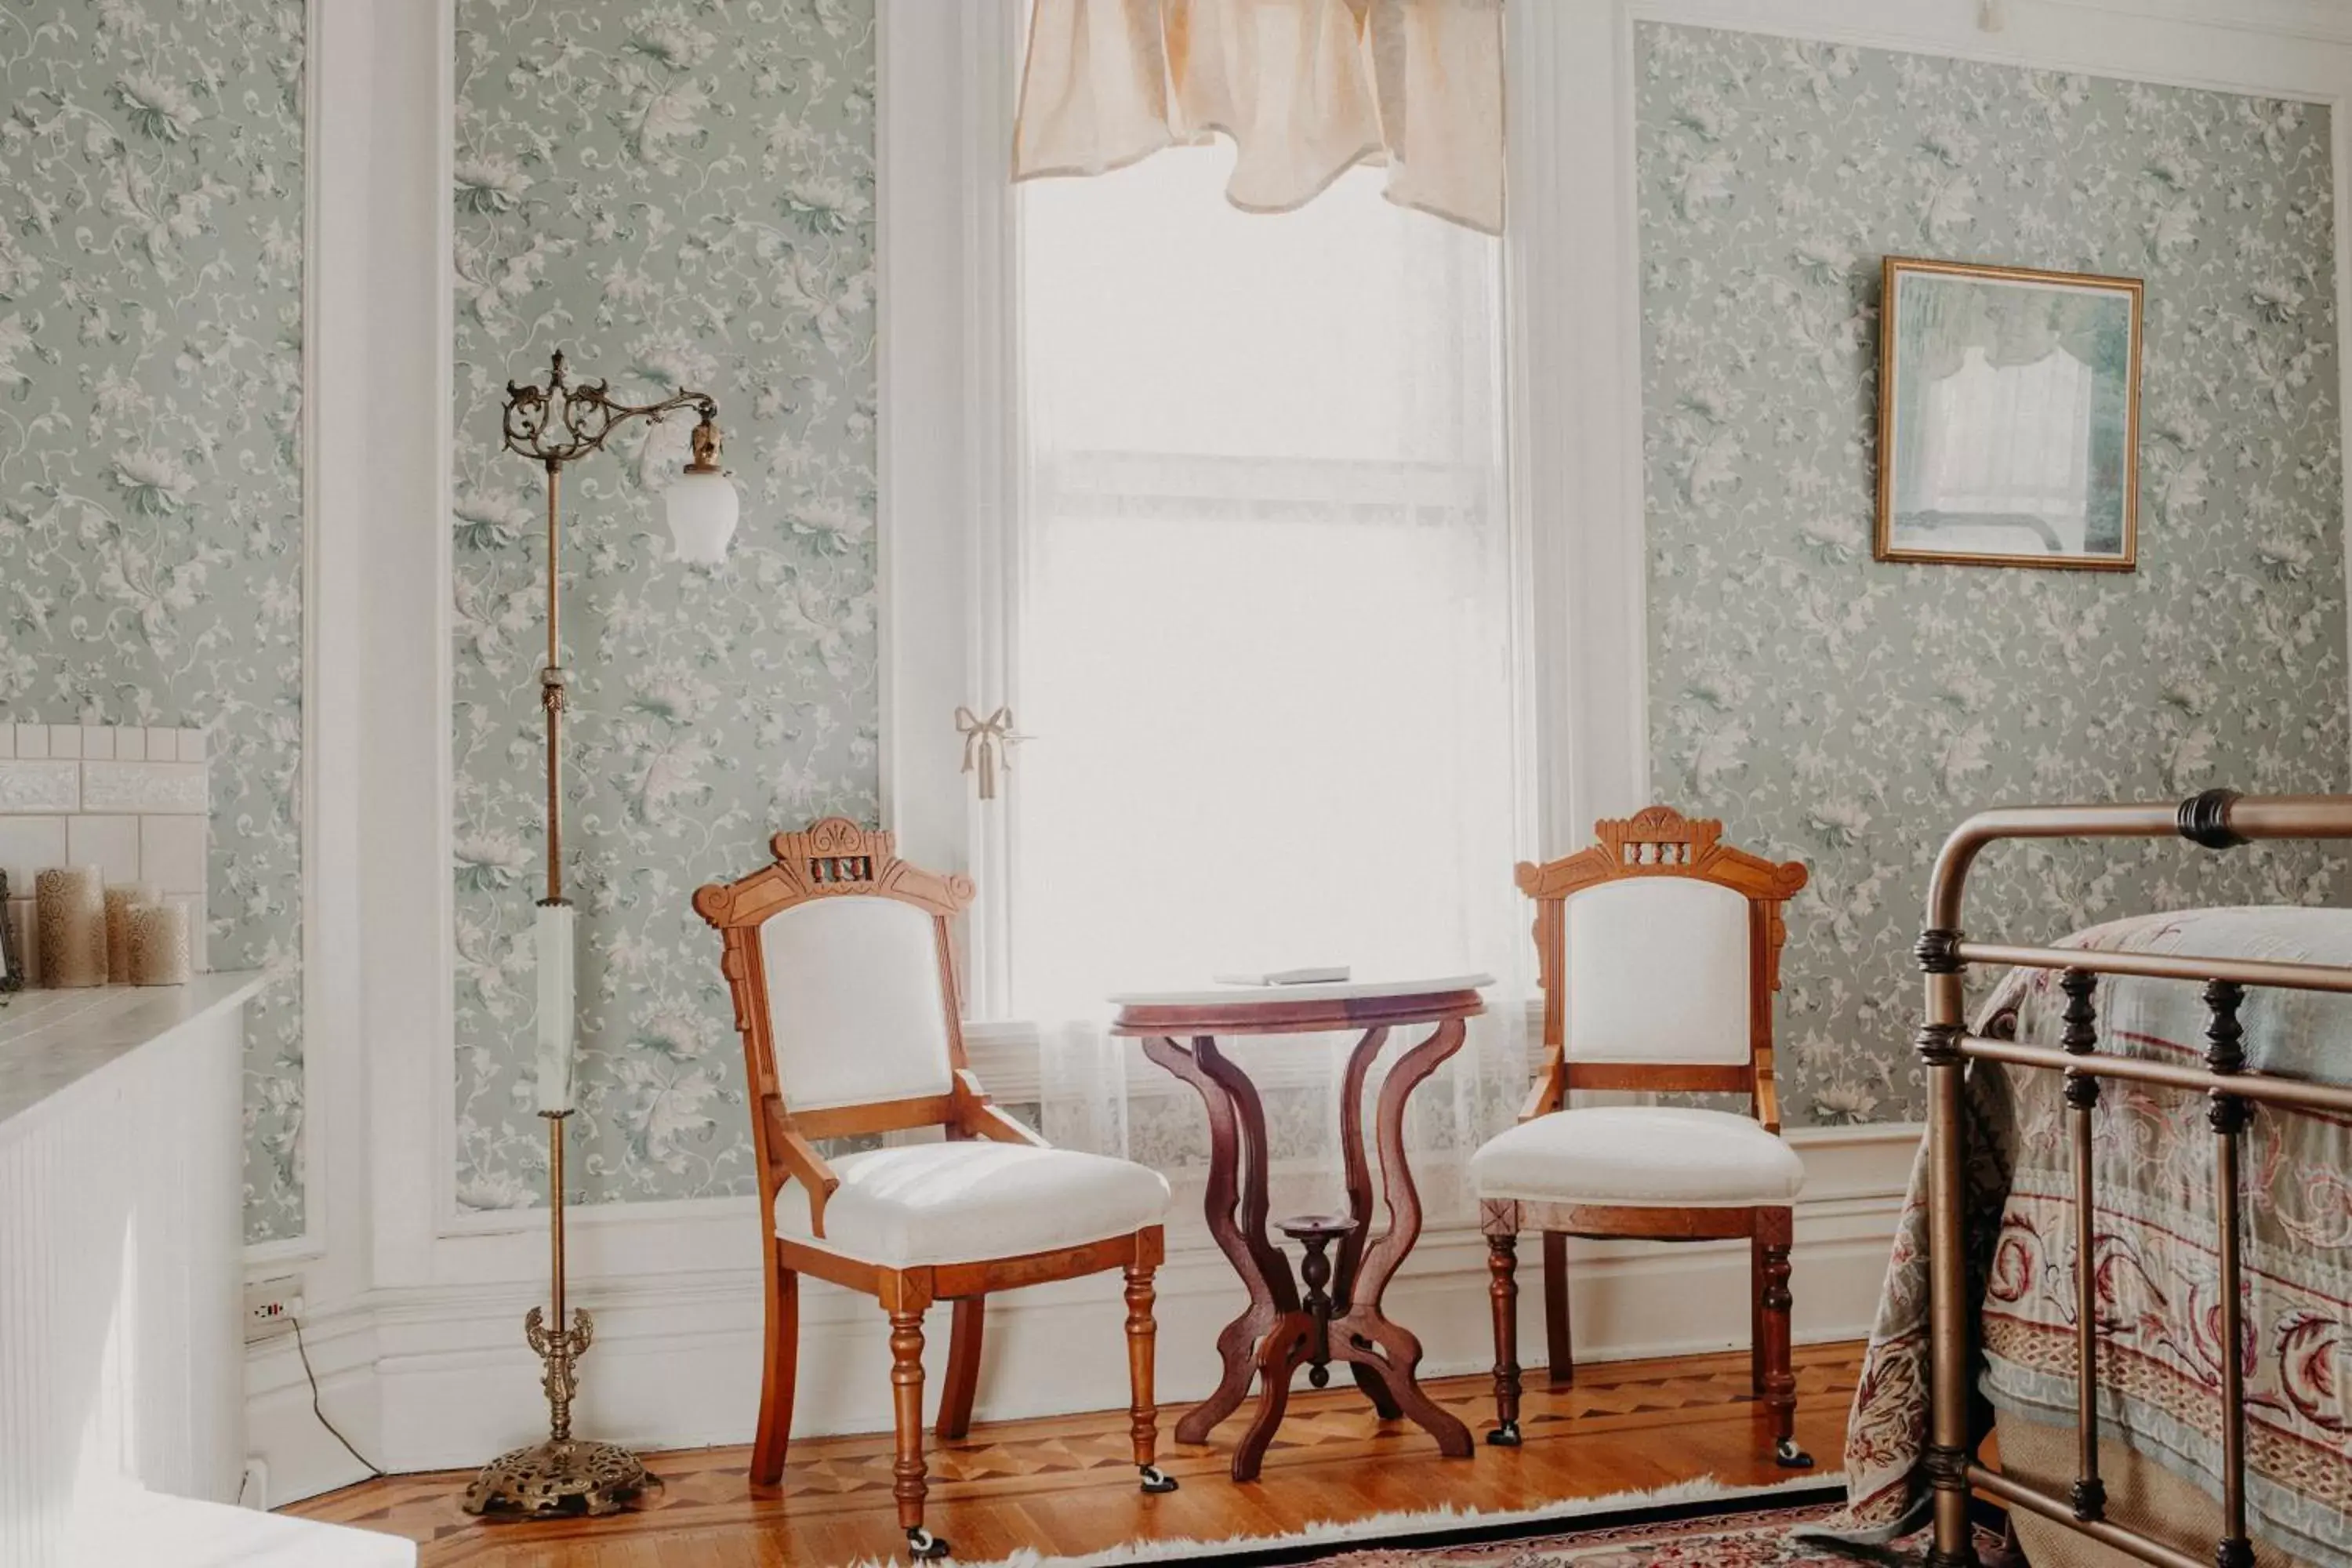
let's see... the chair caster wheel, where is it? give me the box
[1774,1439,1814,1469]
[907,1526,952,1559]
[1139,1465,1178,1494]
[1486,1421,1522,1447]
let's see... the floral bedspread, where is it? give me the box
[1820,908,2352,1564]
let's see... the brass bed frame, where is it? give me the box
[1917,789,2352,1568]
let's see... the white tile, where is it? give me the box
[0,727,13,760]
[13,724,47,760]
[138,815,207,895]
[67,816,140,886]
[79,726,114,761]
[82,762,205,815]
[0,817,67,894]
[0,762,78,815]
[114,726,146,763]
[169,894,207,974]
[143,728,178,763]
[176,728,206,763]
[45,725,81,760]
[6,899,33,986]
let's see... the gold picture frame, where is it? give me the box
[1875,256,2143,571]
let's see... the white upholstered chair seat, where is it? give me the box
[774,1141,1173,1267]
[1470,1105,1804,1209]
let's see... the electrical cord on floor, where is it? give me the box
[290,1314,386,1479]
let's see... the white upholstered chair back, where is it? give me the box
[758,895,956,1112]
[1563,877,1752,1065]
[695,818,979,1134]
[1516,806,1808,1118]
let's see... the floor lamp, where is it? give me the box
[462,350,740,1518]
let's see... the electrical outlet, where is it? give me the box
[244,1274,305,1341]
[240,1458,270,1512]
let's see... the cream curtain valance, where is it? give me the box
[1012,0,1505,234]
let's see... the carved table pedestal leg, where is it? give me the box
[1140,1035,1298,1455]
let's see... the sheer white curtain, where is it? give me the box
[1012,144,1526,1230]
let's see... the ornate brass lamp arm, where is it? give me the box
[502,349,724,472]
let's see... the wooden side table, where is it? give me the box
[1109,977,1490,1482]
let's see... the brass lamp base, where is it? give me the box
[460,1437,655,1519]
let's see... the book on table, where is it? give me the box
[1210,966,1351,987]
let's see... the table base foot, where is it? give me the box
[1174,1300,1275,1446]
[1221,1309,1474,1483]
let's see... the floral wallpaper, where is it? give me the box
[1638,24,2350,1130]
[0,0,307,1241]
[452,0,877,1210]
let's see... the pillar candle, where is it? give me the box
[104,883,158,982]
[127,902,191,986]
[35,867,107,989]
[0,870,24,993]
[535,901,577,1114]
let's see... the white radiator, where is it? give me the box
[0,976,260,1566]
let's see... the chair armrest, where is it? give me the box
[953,1069,1050,1147]
[1519,1047,1566,1123]
[762,1095,841,1237]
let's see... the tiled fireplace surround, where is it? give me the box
[0,722,210,983]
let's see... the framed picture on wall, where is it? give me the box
[1875,256,2143,571]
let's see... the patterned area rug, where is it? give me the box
[1299,1501,2003,1566]
[923,1489,2013,1568]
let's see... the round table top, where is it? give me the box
[1107,973,1492,1036]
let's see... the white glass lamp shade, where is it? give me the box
[665,469,739,564]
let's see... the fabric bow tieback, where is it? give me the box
[956,706,1025,800]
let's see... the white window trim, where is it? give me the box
[877,0,1026,1016]
[875,0,1653,1031]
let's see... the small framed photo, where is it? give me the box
[1875,256,2143,571]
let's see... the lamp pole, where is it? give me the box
[462,350,732,1519]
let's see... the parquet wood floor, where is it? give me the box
[288,1342,1861,1567]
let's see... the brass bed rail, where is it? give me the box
[1916,789,2352,1568]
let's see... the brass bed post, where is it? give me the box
[2059,967,2105,1523]
[1917,922,1975,1568]
[1919,808,2014,1568]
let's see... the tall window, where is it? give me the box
[1007,147,1523,1021]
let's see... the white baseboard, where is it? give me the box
[248,1123,1918,1504]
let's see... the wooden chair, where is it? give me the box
[1471,806,1813,1465]
[694,818,1177,1561]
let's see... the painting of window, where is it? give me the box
[1876,257,2143,570]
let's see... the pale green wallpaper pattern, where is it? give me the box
[1638,24,2350,1128]
[452,0,878,1210]
[0,0,307,1241]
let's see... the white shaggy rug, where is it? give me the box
[847,1472,1839,1568]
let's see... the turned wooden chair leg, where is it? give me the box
[1486,1233,1523,1446]
[750,1259,797,1486]
[1124,1259,1178,1494]
[1541,1231,1574,1387]
[889,1304,947,1556]
[1749,1229,1768,1396]
[937,1296,984,1441]
[1758,1207,1809,1468]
